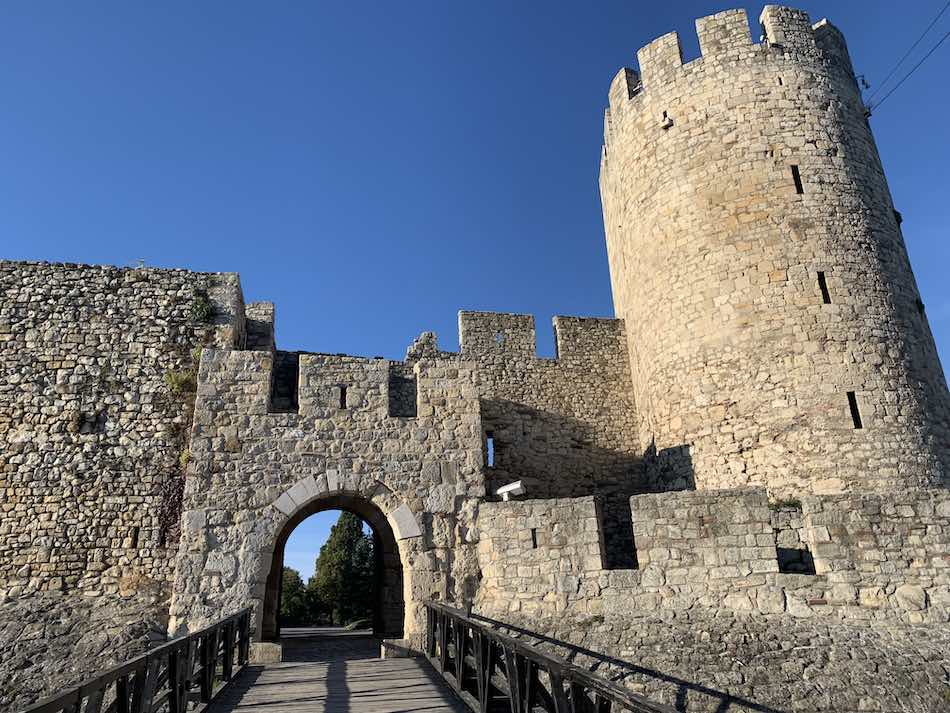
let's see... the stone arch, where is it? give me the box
[255,476,425,643]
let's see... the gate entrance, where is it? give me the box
[261,493,405,641]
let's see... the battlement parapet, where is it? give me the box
[604,6,848,140]
[459,311,537,359]
[458,310,628,366]
[476,487,950,623]
[802,491,950,583]
[477,497,607,612]
[632,487,779,580]
[245,302,275,352]
[194,346,480,426]
[298,353,389,417]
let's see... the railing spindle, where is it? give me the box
[116,674,131,713]
[223,621,235,681]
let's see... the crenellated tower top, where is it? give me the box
[602,6,857,163]
[599,5,950,496]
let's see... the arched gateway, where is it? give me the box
[167,346,485,652]
[261,492,405,640]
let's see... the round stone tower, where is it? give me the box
[600,6,950,496]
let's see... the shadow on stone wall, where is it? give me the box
[473,613,783,713]
[641,441,695,493]
[480,401,696,570]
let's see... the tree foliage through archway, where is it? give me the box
[280,511,375,627]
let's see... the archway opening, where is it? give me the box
[262,494,405,643]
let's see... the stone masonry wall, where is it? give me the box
[456,313,640,500]
[477,487,950,624]
[168,346,487,648]
[3,8,950,713]
[0,261,246,711]
[0,262,244,598]
[804,490,950,620]
[477,497,605,616]
[421,312,643,567]
[601,7,950,496]
[476,486,950,710]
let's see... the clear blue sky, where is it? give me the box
[3,3,948,566]
[286,511,338,580]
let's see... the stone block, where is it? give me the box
[272,492,296,517]
[390,504,422,540]
[249,642,282,664]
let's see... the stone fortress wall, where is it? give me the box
[0,261,245,600]
[465,7,950,710]
[167,304,654,640]
[0,261,246,710]
[417,312,644,568]
[477,487,950,624]
[475,488,950,710]
[601,6,950,496]
[167,313,489,648]
[3,4,950,713]
[0,261,654,708]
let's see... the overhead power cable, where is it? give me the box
[868,0,950,102]
[870,27,950,111]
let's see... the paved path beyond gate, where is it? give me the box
[207,628,467,713]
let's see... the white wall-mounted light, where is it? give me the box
[496,481,525,502]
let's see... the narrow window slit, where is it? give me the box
[530,528,538,549]
[339,385,347,409]
[847,391,863,429]
[777,76,784,86]
[486,431,495,467]
[791,165,804,194]
[268,351,299,414]
[817,272,831,304]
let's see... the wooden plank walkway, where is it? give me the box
[208,629,467,713]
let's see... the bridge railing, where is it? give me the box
[21,607,252,713]
[424,601,676,713]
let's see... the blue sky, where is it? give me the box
[3,2,948,568]
[286,511,338,580]
[285,510,372,580]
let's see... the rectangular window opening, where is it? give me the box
[817,271,831,304]
[486,431,495,468]
[847,391,863,429]
[530,528,538,549]
[339,385,348,409]
[791,165,804,194]
[387,370,418,418]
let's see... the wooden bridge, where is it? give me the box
[208,627,465,713]
[23,603,675,713]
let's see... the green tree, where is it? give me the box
[309,512,375,626]
[279,566,311,626]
